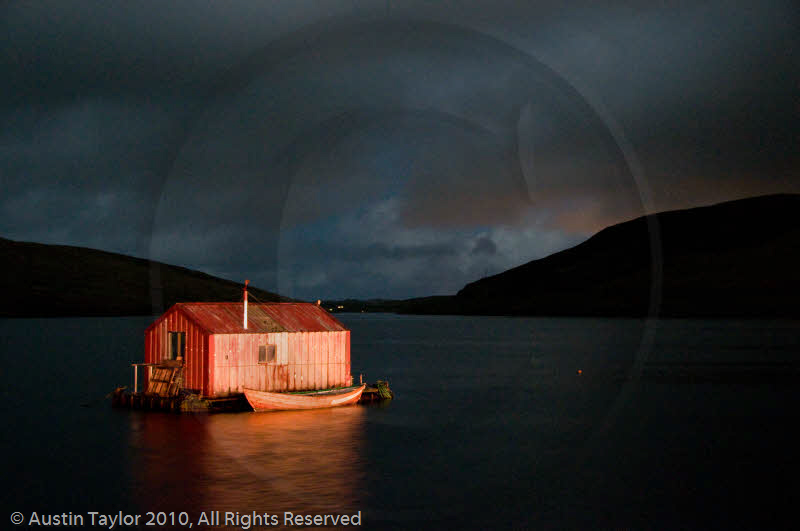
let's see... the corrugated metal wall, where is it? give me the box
[211,330,351,395]
[144,309,210,395]
[143,308,351,397]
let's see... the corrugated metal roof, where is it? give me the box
[155,302,348,334]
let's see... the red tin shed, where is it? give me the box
[143,302,351,397]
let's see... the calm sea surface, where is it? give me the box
[1,314,799,529]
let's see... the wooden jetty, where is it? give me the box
[358,380,394,403]
[111,363,391,413]
[112,380,391,413]
[111,359,251,412]
[111,387,249,412]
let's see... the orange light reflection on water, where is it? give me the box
[128,406,367,526]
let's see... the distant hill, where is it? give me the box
[6,194,799,319]
[0,238,289,317]
[328,194,800,317]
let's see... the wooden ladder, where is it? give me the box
[146,365,184,397]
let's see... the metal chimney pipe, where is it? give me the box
[243,279,249,330]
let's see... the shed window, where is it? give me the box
[168,331,186,360]
[259,345,276,363]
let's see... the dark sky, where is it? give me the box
[2,1,798,300]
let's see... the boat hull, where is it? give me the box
[244,384,366,412]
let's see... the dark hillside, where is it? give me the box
[0,238,288,317]
[453,194,800,317]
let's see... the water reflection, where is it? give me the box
[129,407,366,528]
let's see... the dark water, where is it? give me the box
[1,315,799,529]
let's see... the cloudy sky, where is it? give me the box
[2,1,798,300]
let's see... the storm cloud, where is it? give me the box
[2,1,797,299]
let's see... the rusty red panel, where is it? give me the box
[297,333,304,390]
[154,302,347,334]
[205,334,213,397]
[303,332,311,389]
[288,334,298,391]
[311,332,318,389]
[212,335,225,396]
[297,332,306,390]
[259,303,347,332]
[340,332,346,386]
[314,333,321,389]
[345,330,351,385]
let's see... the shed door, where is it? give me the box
[168,331,186,360]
